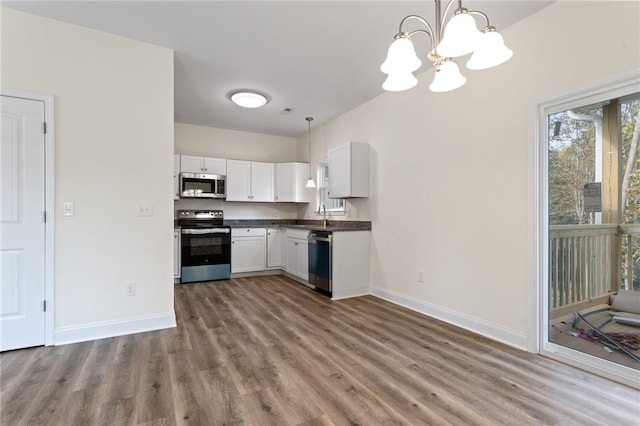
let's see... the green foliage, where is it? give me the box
[622,100,640,224]
[548,111,597,225]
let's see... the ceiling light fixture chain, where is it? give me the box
[380,0,513,93]
[305,117,316,188]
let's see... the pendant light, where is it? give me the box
[305,117,316,188]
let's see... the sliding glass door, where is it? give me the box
[539,76,640,385]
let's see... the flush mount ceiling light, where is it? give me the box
[381,0,513,93]
[229,91,268,108]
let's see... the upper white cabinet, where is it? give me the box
[226,160,274,202]
[328,142,369,199]
[275,162,310,203]
[180,155,226,175]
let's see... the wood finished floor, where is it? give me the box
[1,275,639,426]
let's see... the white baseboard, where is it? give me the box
[370,286,528,350]
[54,312,177,346]
[332,287,370,301]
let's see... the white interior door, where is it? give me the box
[1,95,46,351]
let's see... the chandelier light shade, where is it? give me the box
[380,36,422,75]
[429,60,466,92]
[437,10,481,58]
[305,117,316,188]
[466,29,513,70]
[380,0,512,93]
[382,72,418,92]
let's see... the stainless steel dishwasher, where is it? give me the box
[308,230,332,295]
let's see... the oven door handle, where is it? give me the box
[181,228,230,235]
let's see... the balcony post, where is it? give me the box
[602,100,621,291]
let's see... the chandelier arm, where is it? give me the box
[406,29,434,47]
[399,15,434,39]
[467,10,491,28]
[440,0,457,40]
[398,15,435,50]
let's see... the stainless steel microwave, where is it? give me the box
[180,173,226,199]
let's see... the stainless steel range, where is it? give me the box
[177,210,231,283]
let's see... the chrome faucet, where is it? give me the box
[317,203,327,228]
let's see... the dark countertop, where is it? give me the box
[224,219,371,232]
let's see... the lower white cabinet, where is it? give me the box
[331,231,370,300]
[286,229,309,280]
[267,228,285,268]
[231,228,266,273]
[174,228,181,279]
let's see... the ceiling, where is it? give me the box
[2,1,552,137]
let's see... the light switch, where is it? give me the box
[63,202,74,217]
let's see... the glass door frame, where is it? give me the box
[530,70,640,388]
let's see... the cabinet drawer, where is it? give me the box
[286,228,309,240]
[232,227,267,237]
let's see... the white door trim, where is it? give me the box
[2,88,55,346]
[529,70,640,388]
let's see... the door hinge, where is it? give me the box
[43,211,46,223]
[43,300,47,312]
[43,122,47,134]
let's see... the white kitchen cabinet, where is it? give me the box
[173,155,181,200]
[275,162,311,203]
[286,228,309,280]
[174,228,181,279]
[231,228,266,273]
[180,155,226,175]
[331,231,370,300]
[266,228,285,268]
[226,160,274,202]
[328,142,369,198]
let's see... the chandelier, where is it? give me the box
[381,0,513,93]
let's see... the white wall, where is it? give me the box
[175,122,302,219]
[1,8,176,340]
[175,122,299,162]
[302,1,640,348]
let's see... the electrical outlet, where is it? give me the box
[125,282,136,296]
[136,203,153,217]
[418,271,425,283]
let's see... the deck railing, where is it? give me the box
[619,224,640,291]
[549,225,617,310]
[549,224,640,311]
